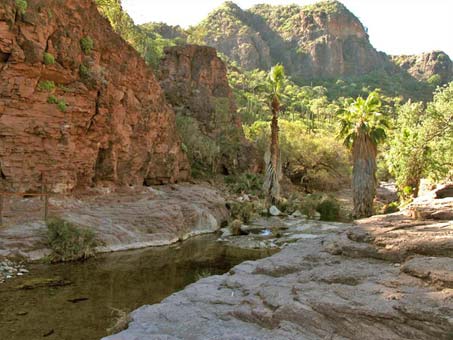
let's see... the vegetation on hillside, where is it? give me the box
[95,0,185,68]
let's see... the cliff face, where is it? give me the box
[194,1,386,80]
[392,51,453,84]
[158,45,257,174]
[0,0,189,193]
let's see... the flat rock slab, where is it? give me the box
[104,212,453,340]
[0,184,228,260]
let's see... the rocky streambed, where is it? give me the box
[105,189,453,340]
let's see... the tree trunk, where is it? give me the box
[352,131,377,218]
[264,95,281,206]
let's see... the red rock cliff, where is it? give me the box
[158,45,258,174]
[0,0,189,193]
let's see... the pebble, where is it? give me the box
[0,259,29,283]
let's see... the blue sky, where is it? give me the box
[122,0,453,57]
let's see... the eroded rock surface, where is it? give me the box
[0,184,228,260]
[105,195,453,340]
[0,0,189,193]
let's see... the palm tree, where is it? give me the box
[338,92,389,218]
[263,65,285,206]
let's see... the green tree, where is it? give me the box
[338,92,389,218]
[388,83,453,197]
[263,64,286,206]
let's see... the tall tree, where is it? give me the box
[263,65,285,206]
[338,92,389,218]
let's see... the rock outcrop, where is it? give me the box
[392,51,453,84]
[0,184,228,260]
[408,183,453,220]
[159,45,258,174]
[0,0,189,193]
[105,189,453,340]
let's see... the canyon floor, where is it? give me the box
[103,187,453,340]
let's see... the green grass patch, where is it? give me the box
[38,80,55,92]
[43,52,55,65]
[15,0,27,15]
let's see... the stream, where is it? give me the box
[0,234,275,340]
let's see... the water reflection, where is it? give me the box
[0,234,274,340]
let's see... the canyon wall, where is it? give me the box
[0,0,189,193]
[159,45,258,174]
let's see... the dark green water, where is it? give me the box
[0,235,275,340]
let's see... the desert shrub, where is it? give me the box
[47,218,99,262]
[15,0,27,15]
[80,36,94,55]
[300,194,323,219]
[278,193,303,214]
[225,172,263,195]
[229,219,243,236]
[227,201,255,224]
[316,197,340,221]
[43,52,55,65]
[38,80,55,92]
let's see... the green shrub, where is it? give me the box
[427,74,442,86]
[80,36,94,55]
[47,95,58,104]
[43,52,55,65]
[57,99,67,112]
[383,202,399,214]
[300,194,323,218]
[79,64,91,79]
[47,218,99,262]
[225,173,263,195]
[15,0,27,15]
[227,201,255,224]
[38,80,55,92]
[316,197,340,221]
[47,95,67,112]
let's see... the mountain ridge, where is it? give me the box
[139,0,452,100]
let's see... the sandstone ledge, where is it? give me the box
[0,184,228,261]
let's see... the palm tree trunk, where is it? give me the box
[270,96,280,182]
[352,131,377,218]
[264,95,281,206]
